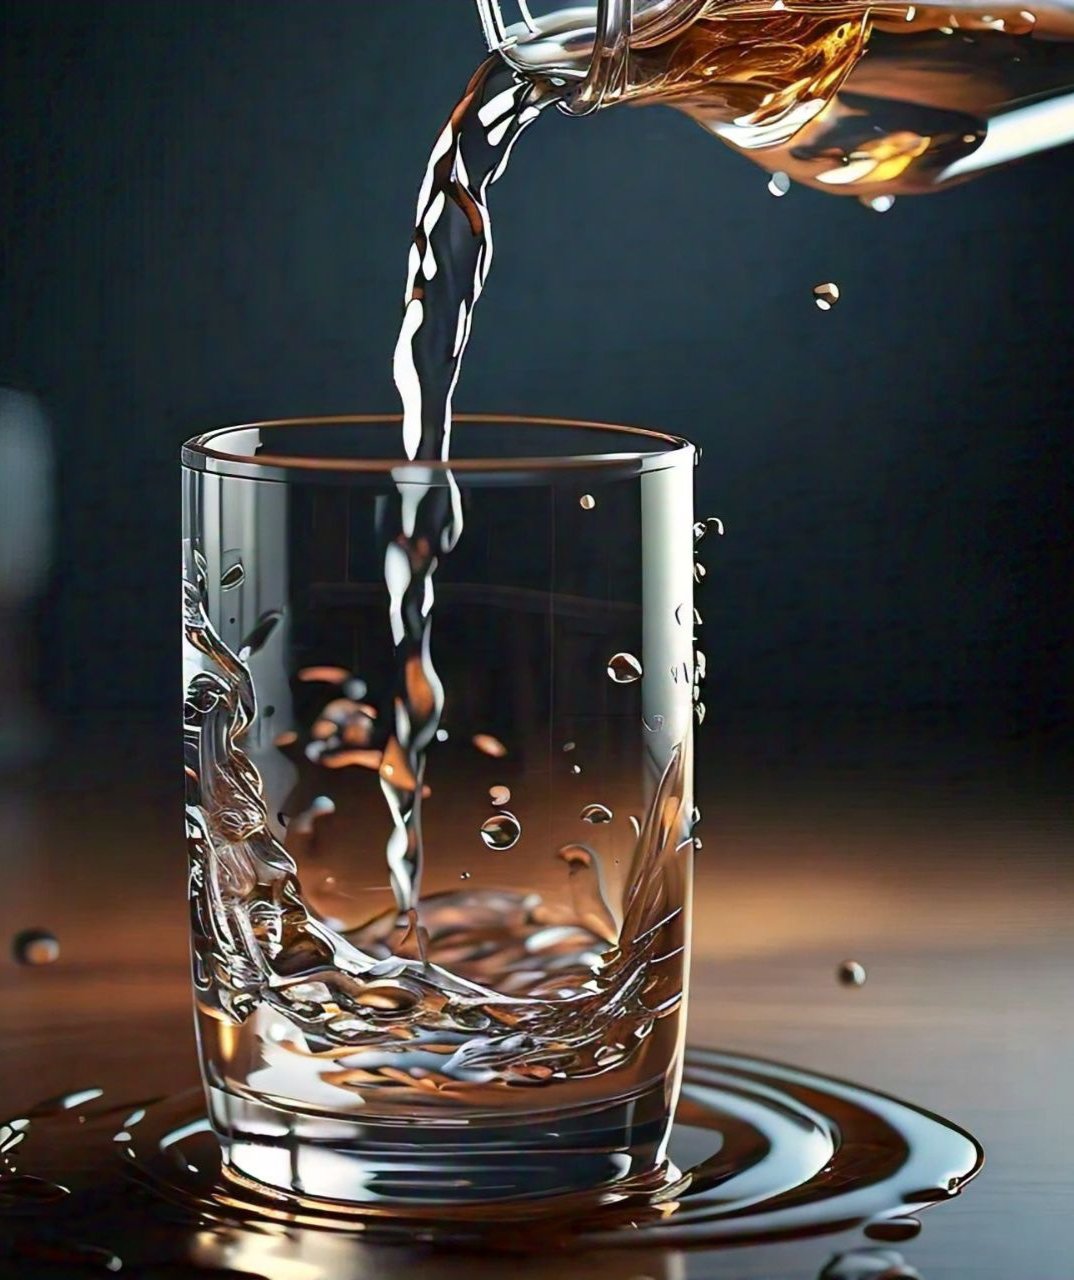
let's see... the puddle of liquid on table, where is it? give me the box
[0,1047,982,1277]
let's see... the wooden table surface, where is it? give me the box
[1,722,1070,1279]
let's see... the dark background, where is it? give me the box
[2,0,1072,784]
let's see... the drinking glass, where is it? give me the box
[182,416,696,1208]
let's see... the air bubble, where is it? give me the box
[813,282,841,311]
[489,785,511,806]
[838,959,867,987]
[220,562,245,591]
[767,170,791,197]
[12,929,60,966]
[580,494,596,510]
[607,653,643,684]
[480,812,521,850]
[580,803,613,825]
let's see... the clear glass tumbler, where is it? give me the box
[182,416,696,1209]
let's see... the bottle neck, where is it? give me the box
[472,1,631,113]
[476,1,716,113]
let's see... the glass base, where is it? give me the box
[207,1080,676,1209]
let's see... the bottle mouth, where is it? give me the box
[476,1,712,111]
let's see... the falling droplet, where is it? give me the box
[239,609,283,659]
[694,562,707,583]
[570,763,582,776]
[220,562,245,591]
[579,494,596,510]
[489,785,511,807]
[580,803,613,825]
[861,193,895,213]
[435,728,450,742]
[480,812,521,850]
[695,650,707,681]
[473,733,508,758]
[562,741,576,753]
[820,1249,921,1280]
[607,652,643,684]
[813,281,841,311]
[460,870,471,880]
[767,170,791,197]
[863,1217,922,1243]
[695,701,707,724]
[12,929,60,966]
[838,959,868,987]
[628,815,641,837]
[694,516,724,541]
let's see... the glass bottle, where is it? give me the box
[475,0,1074,194]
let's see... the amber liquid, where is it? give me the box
[541,0,1074,193]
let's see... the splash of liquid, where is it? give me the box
[0,1050,982,1261]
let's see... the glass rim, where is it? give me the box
[181,414,694,483]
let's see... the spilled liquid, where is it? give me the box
[0,1050,982,1272]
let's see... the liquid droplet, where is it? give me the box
[864,1217,922,1243]
[820,1250,921,1280]
[12,928,60,966]
[220,562,245,590]
[562,741,576,753]
[607,652,643,684]
[489,785,511,806]
[579,494,596,511]
[767,170,791,197]
[813,281,841,311]
[570,763,582,775]
[460,870,471,880]
[694,562,707,583]
[238,609,282,658]
[628,815,641,837]
[838,959,867,987]
[694,516,724,541]
[435,728,450,742]
[862,194,895,213]
[580,803,613,825]
[480,812,521,850]
[695,701,707,724]
[473,733,508,758]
